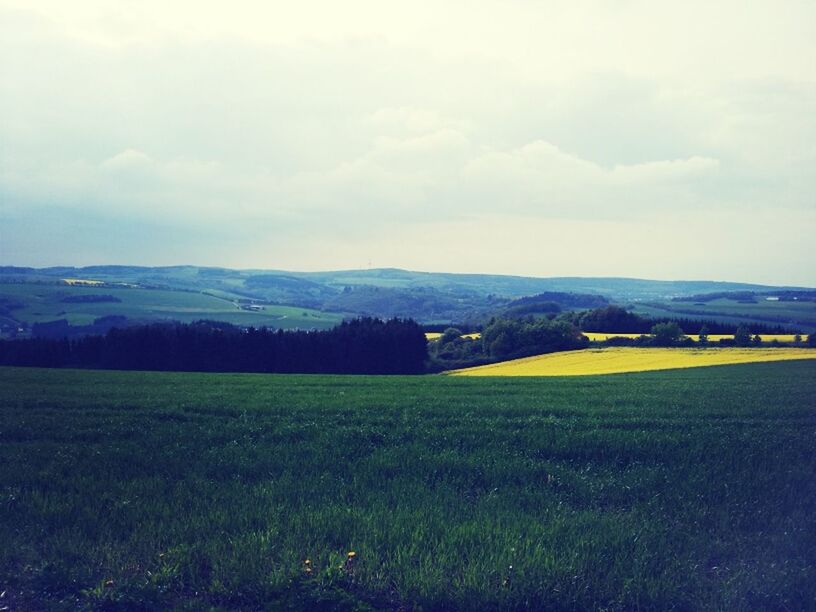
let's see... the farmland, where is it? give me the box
[425,332,481,341]
[5,266,814,334]
[2,363,815,609]
[0,281,343,336]
[631,298,816,333]
[428,332,806,343]
[581,332,804,343]
[450,347,816,376]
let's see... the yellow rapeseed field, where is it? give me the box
[425,332,482,341]
[688,334,802,343]
[582,332,644,341]
[583,332,802,343]
[431,331,803,343]
[448,347,816,377]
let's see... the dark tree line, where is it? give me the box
[428,317,588,371]
[31,315,128,339]
[0,318,428,374]
[506,291,609,310]
[673,290,816,303]
[671,291,756,303]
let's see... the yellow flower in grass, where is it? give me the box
[344,551,357,575]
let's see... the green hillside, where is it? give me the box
[632,297,816,332]
[3,265,808,301]
[0,281,343,337]
[2,266,813,335]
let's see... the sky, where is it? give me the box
[1,1,814,285]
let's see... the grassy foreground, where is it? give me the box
[1,364,815,610]
[450,347,816,377]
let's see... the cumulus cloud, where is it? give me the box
[101,149,153,171]
[610,157,720,184]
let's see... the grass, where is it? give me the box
[0,282,344,331]
[1,363,815,610]
[449,347,816,376]
[631,299,816,332]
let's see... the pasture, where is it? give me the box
[0,282,343,333]
[1,363,815,609]
[631,298,816,333]
[450,347,816,377]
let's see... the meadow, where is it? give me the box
[2,362,815,610]
[450,347,816,377]
[631,299,816,333]
[0,282,343,333]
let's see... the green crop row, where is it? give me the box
[1,362,815,610]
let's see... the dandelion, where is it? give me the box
[344,551,357,575]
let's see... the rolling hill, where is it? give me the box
[1,265,813,337]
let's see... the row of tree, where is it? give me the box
[601,322,815,347]
[428,317,589,370]
[3,308,812,375]
[0,318,428,374]
[428,313,815,370]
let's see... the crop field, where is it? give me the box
[631,299,816,333]
[450,347,816,377]
[425,332,480,341]
[0,282,344,332]
[1,363,815,610]
[429,332,804,344]
[582,332,803,343]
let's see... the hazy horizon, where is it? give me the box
[1,1,814,286]
[4,261,815,289]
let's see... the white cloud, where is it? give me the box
[364,107,465,136]
[610,157,720,184]
[101,148,153,171]
[0,1,814,283]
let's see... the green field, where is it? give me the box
[632,298,816,333]
[0,282,344,334]
[2,363,815,610]
[5,265,812,331]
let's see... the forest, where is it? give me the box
[0,318,427,375]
